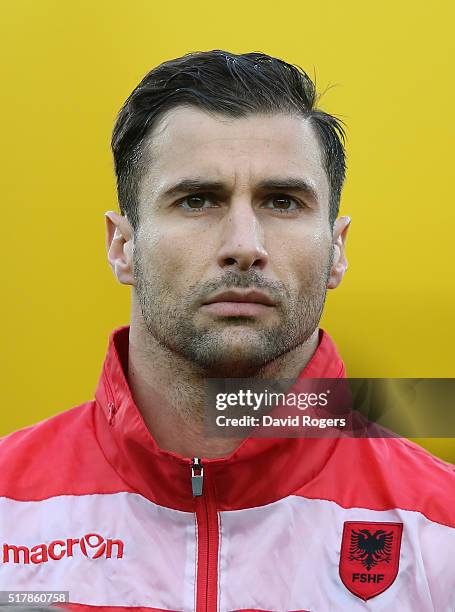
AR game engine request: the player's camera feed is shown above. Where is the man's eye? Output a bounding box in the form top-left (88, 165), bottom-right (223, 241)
top-left (179, 194), bottom-right (218, 211)
top-left (263, 195), bottom-right (302, 212)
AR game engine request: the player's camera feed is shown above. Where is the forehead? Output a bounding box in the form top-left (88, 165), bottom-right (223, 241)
top-left (138, 106), bottom-right (329, 202)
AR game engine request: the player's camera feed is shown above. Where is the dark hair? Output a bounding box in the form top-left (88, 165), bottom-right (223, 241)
top-left (111, 50), bottom-right (346, 231)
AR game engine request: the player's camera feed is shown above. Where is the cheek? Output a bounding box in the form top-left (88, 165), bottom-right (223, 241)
top-left (270, 228), bottom-right (332, 285)
top-left (136, 225), bottom-right (209, 293)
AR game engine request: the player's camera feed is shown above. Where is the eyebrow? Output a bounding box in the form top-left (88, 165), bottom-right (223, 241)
top-left (257, 178), bottom-right (319, 204)
top-left (160, 177), bottom-right (319, 204)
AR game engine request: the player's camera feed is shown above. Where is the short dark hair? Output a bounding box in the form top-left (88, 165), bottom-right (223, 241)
top-left (111, 50), bottom-right (346, 231)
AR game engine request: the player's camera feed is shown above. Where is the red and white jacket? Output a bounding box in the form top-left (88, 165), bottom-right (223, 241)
top-left (0, 325), bottom-right (454, 612)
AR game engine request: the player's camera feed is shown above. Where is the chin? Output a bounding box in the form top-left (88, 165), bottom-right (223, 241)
top-left (181, 326), bottom-right (281, 374)
top-left (203, 360), bottom-right (262, 378)
top-left (201, 346), bottom-right (270, 377)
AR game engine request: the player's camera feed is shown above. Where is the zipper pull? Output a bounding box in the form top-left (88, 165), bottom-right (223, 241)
top-left (108, 402), bottom-right (117, 426)
top-left (191, 457), bottom-right (204, 497)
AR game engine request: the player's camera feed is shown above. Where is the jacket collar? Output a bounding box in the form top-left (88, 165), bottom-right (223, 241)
top-left (94, 325), bottom-right (346, 511)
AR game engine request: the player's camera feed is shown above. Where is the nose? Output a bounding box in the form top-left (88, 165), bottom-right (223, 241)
top-left (216, 200), bottom-right (268, 271)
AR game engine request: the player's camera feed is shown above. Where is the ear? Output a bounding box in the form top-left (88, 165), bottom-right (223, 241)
top-left (105, 210), bottom-right (135, 286)
top-left (327, 216), bottom-right (351, 290)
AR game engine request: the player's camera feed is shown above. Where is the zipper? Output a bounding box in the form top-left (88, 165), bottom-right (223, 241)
top-left (191, 458), bottom-right (204, 496)
top-left (191, 457), bottom-right (219, 612)
top-left (103, 365), bottom-right (118, 426)
top-left (107, 402), bottom-right (117, 425)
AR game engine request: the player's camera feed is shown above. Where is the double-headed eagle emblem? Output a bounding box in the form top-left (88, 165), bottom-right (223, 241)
top-left (349, 529), bottom-right (393, 571)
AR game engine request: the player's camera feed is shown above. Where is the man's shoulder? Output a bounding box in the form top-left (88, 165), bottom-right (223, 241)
top-left (341, 434), bottom-right (455, 486)
top-left (301, 435), bottom-right (455, 529)
top-left (0, 401), bottom-right (126, 500)
top-left (358, 436), bottom-right (455, 526)
top-left (0, 401), bottom-right (96, 461)
top-left (390, 435), bottom-right (455, 475)
top-left (377, 435), bottom-right (455, 491)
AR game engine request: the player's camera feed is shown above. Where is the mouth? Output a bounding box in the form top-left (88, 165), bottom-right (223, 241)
top-left (201, 289), bottom-right (277, 317)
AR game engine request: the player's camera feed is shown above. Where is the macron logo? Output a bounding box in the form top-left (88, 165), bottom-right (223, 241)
top-left (2, 533), bottom-right (124, 564)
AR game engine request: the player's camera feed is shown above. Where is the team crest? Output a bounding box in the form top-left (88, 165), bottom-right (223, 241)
top-left (339, 521), bottom-right (403, 601)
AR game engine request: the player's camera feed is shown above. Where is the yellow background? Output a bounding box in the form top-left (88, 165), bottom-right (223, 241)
top-left (2, 1), bottom-right (454, 461)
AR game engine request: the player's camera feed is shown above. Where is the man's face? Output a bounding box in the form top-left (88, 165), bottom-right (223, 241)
top-left (133, 106), bottom-right (337, 375)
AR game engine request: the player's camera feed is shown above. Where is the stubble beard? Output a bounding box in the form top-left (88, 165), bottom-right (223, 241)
top-left (133, 247), bottom-right (332, 378)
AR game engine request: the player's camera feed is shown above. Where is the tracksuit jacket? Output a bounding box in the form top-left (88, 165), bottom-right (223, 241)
top-left (0, 325), bottom-right (454, 612)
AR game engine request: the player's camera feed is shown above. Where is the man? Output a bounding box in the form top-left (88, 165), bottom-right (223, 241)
top-left (0, 51), bottom-right (453, 612)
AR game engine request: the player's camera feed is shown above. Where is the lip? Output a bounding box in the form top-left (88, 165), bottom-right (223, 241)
top-left (202, 289), bottom-right (276, 307)
top-left (201, 289), bottom-right (276, 318)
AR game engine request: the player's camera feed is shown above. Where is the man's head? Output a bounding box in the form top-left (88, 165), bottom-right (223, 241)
top-left (106, 50), bottom-right (350, 376)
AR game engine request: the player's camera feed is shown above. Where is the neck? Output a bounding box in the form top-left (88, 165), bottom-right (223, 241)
top-left (127, 314), bottom-right (320, 459)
